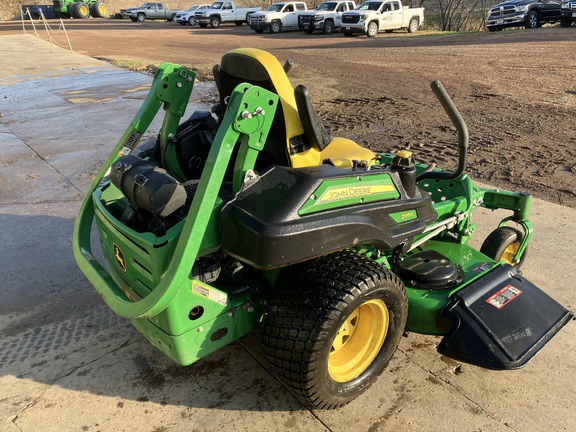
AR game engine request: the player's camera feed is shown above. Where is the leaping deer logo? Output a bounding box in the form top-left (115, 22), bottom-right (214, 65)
top-left (113, 244), bottom-right (127, 272)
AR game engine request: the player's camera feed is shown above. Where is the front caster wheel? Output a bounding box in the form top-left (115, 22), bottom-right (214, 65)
top-left (262, 251), bottom-right (408, 409)
top-left (480, 226), bottom-right (527, 268)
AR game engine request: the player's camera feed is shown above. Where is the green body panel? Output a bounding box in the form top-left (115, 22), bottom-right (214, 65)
top-left (93, 181), bottom-right (222, 296)
top-left (299, 173), bottom-right (400, 215)
top-left (403, 240), bottom-right (500, 334)
top-left (130, 299), bottom-right (262, 366)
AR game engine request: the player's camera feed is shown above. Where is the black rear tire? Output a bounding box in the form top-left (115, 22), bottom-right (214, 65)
top-left (270, 20), bottom-right (282, 34)
top-left (323, 20), bottom-right (334, 34)
top-left (525, 10), bottom-right (539, 29)
top-left (480, 226), bottom-right (527, 268)
top-left (90, 2), bottom-right (109, 18)
top-left (68, 2), bottom-right (79, 18)
top-left (262, 251), bottom-right (408, 409)
top-left (407, 17), bottom-right (418, 33)
top-left (210, 16), bottom-right (221, 28)
top-left (367, 21), bottom-right (378, 37)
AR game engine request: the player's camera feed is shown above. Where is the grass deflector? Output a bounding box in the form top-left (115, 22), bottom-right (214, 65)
top-left (73, 48), bottom-right (572, 409)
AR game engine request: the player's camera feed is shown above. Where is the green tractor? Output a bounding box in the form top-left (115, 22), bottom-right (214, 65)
top-left (53, 0), bottom-right (109, 19)
top-left (73, 48), bottom-right (572, 409)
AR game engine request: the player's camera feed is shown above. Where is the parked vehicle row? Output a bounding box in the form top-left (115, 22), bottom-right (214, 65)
top-left (128, 0), bottom-right (575, 34)
top-left (162, 0), bottom-right (424, 36)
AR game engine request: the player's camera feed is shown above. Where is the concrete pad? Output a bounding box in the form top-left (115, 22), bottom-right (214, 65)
top-left (1, 34), bottom-right (575, 432)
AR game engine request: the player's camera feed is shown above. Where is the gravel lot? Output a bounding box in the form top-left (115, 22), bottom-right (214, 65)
top-left (3, 19), bottom-right (575, 207)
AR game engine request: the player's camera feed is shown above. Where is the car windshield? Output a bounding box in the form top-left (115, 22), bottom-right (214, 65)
top-left (357, 1), bottom-right (382, 10)
top-left (317, 2), bottom-right (338, 11)
top-left (267, 3), bottom-right (285, 11)
top-left (139, 3), bottom-right (151, 7)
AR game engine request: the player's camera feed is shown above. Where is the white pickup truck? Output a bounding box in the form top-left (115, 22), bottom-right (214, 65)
top-left (194, 1), bottom-right (261, 28)
top-left (340, 0), bottom-right (425, 37)
top-left (249, 2), bottom-right (308, 34)
top-left (298, 1), bottom-right (356, 34)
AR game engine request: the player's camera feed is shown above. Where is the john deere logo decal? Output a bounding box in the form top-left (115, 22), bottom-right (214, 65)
top-left (113, 244), bottom-right (126, 272)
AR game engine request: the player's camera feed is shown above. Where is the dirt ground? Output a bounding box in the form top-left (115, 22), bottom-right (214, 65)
top-left (2, 19), bottom-right (575, 207)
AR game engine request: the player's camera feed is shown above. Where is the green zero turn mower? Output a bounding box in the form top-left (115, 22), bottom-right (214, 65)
top-left (73, 48), bottom-right (572, 409)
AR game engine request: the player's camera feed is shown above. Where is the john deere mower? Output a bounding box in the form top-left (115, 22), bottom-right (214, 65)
top-left (73, 48), bottom-right (572, 409)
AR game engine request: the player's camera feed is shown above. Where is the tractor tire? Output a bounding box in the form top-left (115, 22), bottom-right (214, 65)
top-left (199, 23), bottom-right (208, 28)
top-left (525, 10), bottom-right (539, 29)
top-left (210, 16), bottom-right (221, 28)
top-left (90, 2), bottom-right (109, 18)
top-left (270, 20), bottom-right (282, 34)
top-left (343, 30), bottom-right (353, 36)
top-left (68, 2), bottom-right (80, 18)
top-left (76, 2), bottom-right (91, 19)
top-left (137, 13), bottom-right (145, 22)
top-left (262, 251), bottom-right (408, 409)
top-left (367, 21), bottom-right (378, 37)
top-left (480, 226), bottom-right (527, 268)
top-left (408, 17), bottom-right (419, 33)
top-left (323, 20), bottom-right (335, 34)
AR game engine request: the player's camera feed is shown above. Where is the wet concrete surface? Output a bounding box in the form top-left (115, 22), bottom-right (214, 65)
top-left (1, 34), bottom-right (575, 432)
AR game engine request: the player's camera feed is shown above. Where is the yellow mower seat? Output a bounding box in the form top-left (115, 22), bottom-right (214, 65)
top-left (214, 48), bottom-right (375, 169)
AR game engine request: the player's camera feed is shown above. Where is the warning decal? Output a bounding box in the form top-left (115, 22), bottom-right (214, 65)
top-left (473, 263), bottom-right (492, 273)
top-left (486, 284), bottom-right (523, 309)
top-left (192, 281), bottom-right (228, 305)
top-left (120, 131), bottom-right (143, 156)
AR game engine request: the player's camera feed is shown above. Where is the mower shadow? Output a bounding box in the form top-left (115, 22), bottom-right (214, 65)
top-left (0, 212), bottom-right (304, 412)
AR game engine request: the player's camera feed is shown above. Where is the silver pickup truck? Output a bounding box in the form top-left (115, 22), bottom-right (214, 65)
top-left (127, 2), bottom-right (178, 22)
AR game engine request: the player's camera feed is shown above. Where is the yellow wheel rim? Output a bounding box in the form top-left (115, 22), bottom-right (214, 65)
top-left (501, 242), bottom-right (520, 265)
top-left (99, 4), bottom-right (107, 15)
top-left (328, 299), bottom-right (389, 383)
top-left (79, 4), bottom-right (89, 15)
